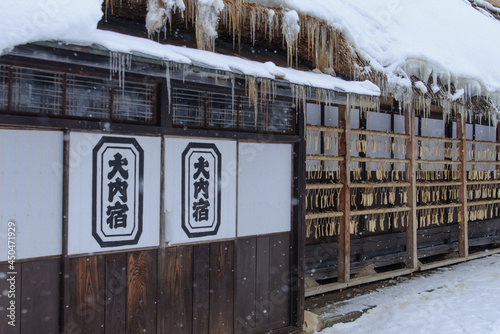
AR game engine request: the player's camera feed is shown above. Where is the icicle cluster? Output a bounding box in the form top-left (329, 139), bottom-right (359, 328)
top-left (109, 52), bottom-right (132, 88)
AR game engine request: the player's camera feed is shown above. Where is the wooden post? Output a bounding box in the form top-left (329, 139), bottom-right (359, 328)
top-left (61, 129), bottom-right (70, 333)
top-left (291, 107), bottom-right (306, 327)
top-left (338, 98), bottom-right (351, 283)
top-left (405, 105), bottom-right (418, 268)
top-left (497, 123), bottom-right (500, 180)
top-left (456, 111), bottom-right (469, 257)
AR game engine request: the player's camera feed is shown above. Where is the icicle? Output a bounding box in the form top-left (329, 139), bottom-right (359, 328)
top-left (250, 8), bottom-right (256, 46)
top-left (165, 61), bottom-right (171, 114)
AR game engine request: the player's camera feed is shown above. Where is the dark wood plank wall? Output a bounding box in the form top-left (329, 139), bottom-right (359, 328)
top-left (161, 245), bottom-right (193, 334)
top-left (236, 234), bottom-right (291, 334)
top-left (305, 218), bottom-right (500, 280)
top-left (21, 259), bottom-right (61, 334)
top-left (19, 235), bottom-right (286, 334)
top-left (67, 255), bottom-right (105, 334)
top-left (105, 253), bottom-right (127, 333)
top-left (127, 251), bottom-right (157, 333)
top-left (0, 259), bottom-right (60, 334)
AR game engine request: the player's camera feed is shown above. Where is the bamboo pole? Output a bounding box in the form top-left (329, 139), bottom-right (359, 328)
top-left (306, 183), bottom-right (343, 190)
top-left (415, 135), bottom-right (461, 143)
top-left (306, 154), bottom-right (344, 161)
top-left (417, 181), bottom-right (462, 187)
top-left (457, 111), bottom-right (469, 257)
top-left (466, 180), bottom-right (500, 186)
top-left (466, 139), bottom-right (500, 146)
top-left (416, 203), bottom-right (461, 210)
top-left (467, 199), bottom-right (500, 206)
top-left (466, 161), bottom-right (500, 165)
top-left (350, 128), bottom-right (410, 139)
top-left (306, 211), bottom-right (344, 219)
top-left (337, 101), bottom-right (350, 283)
top-left (405, 105), bottom-right (418, 269)
top-left (351, 157), bottom-right (409, 163)
top-left (351, 206), bottom-right (411, 216)
top-left (306, 125), bottom-right (343, 132)
top-left (418, 159), bottom-right (461, 165)
top-left (350, 182), bottom-right (410, 188)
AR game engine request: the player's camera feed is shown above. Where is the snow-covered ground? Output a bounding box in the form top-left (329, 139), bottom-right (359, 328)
top-left (318, 254), bottom-right (500, 334)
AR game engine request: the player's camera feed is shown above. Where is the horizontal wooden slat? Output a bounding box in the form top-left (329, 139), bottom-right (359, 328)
top-left (351, 128), bottom-right (410, 139)
top-left (306, 125), bottom-right (343, 132)
top-left (350, 182), bottom-right (410, 188)
top-left (306, 154), bottom-right (343, 161)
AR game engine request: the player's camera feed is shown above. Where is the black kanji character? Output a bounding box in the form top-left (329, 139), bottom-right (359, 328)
top-left (107, 152), bottom-right (128, 180)
top-left (193, 156), bottom-right (209, 179)
top-left (192, 198), bottom-right (210, 222)
top-left (193, 177), bottom-right (209, 199)
top-left (106, 201), bottom-right (129, 229)
top-left (107, 177), bottom-right (128, 202)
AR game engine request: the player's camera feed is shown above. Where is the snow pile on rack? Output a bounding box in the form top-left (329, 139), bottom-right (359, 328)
top-left (195, 0), bottom-right (225, 50)
top-left (318, 254), bottom-right (500, 334)
top-left (249, 0), bottom-right (500, 104)
top-left (146, 0), bottom-right (186, 35)
top-left (0, 0), bottom-right (380, 96)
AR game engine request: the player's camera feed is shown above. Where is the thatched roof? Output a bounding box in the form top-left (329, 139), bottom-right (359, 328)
top-left (101, 0), bottom-right (500, 122)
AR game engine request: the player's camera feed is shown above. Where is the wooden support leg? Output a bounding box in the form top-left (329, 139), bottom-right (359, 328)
top-left (405, 105), bottom-right (418, 269)
top-left (338, 101), bottom-right (351, 282)
top-left (456, 111), bottom-right (469, 257)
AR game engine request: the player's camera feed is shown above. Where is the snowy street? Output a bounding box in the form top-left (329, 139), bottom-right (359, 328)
top-left (318, 254), bottom-right (500, 334)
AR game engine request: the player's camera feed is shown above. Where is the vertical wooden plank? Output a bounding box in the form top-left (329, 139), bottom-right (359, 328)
top-left (338, 101), bottom-right (351, 282)
top-left (236, 238), bottom-right (257, 333)
top-left (127, 250), bottom-right (157, 334)
top-left (268, 233), bottom-right (291, 327)
top-left (157, 248), bottom-right (167, 333)
top-left (193, 244), bottom-right (210, 334)
top-left (255, 237), bottom-right (270, 327)
top-left (0, 263), bottom-right (20, 334)
top-left (457, 112), bottom-right (469, 257)
top-left (66, 256), bottom-right (105, 334)
top-left (163, 246), bottom-right (193, 334)
top-left (105, 253), bottom-right (127, 334)
top-left (405, 105), bottom-right (418, 269)
top-left (209, 241), bottom-right (234, 334)
top-left (21, 259), bottom-right (60, 334)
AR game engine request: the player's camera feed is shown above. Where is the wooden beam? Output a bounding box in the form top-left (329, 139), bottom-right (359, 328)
top-left (456, 112), bottom-right (469, 257)
top-left (405, 105), bottom-right (418, 269)
top-left (337, 101), bottom-right (351, 283)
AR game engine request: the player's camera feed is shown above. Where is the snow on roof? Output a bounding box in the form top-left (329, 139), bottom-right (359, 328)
top-left (4, 0), bottom-right (500, 105)
top-left (0, 0), bottom-right (379, 97)
top-left (249, 0), bottom-right (500, 106)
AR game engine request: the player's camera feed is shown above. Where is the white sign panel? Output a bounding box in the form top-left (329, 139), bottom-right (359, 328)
top-left (237, 143), bottom-right (292, 237)
top-left (0, 129), bottom-right (63, 260)
top-left (92, 137), bottom-right (143, 247)
top-left (68, 133), bottom-right (160, 255)
top-left (165, 138), bottom-right (236, 244)
top-left (181, 143), bottom-right (222, 237)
